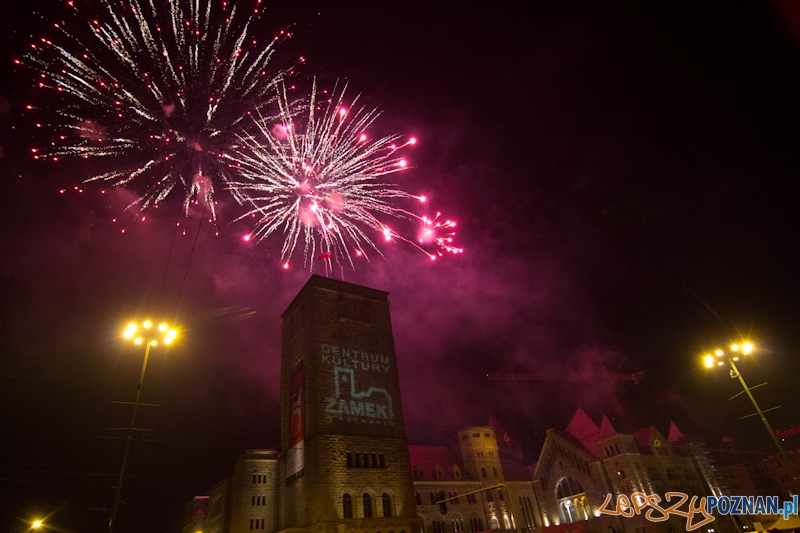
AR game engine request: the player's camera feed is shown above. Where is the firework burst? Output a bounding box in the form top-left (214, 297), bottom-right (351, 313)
top-left (419, 212), bottom-right (463, 259)
top-left (23, 0), bottom-right (290, 219)
top-left (227, 80), bottom-right (461, 270)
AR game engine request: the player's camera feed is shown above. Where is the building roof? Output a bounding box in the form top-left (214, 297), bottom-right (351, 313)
top-left (408, 445), bottom-right (475, 481)
top-left (596, 414), bottom-right (618, 440)
top-left (667, 421), bottom-right (685, 444)
top-left (564, 408), bottom-right (601, 458)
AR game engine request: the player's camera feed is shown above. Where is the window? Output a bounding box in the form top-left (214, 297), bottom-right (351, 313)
top-left (556, 477), bottom-right (590, 524)
top-left (415, 492), bottom-right (421, 505)
top-left (431, 492), bottom-right (437, 504)
top-left (498, 490), bottom-right (504, 501)
top-left (485, 433), bottom-right (491, 437)
top-left (481, 467), bottom-right (487, 478)
top-left (380, 454), bottom-right (386, 468)
top-left (493, 467), bottom-right (498, 477)
top-left (486, 491), bottom-right (493, 502)
top-left (347, 453), bottom-right (353, 468)
top-left (382, 493), bottom-right (393, 517)
top-left (473, 433), bottom-right (480, 438)
top-left (343, 494), bottom-right (353, 518)
top-left (363, 494), bottom-right (373, 518)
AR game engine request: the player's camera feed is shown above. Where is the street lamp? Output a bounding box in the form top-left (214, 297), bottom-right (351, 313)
top-left (703, 341), bottom-right (800, 485)
top-left (10, 519), bottom-right (44, 533)
top-left (109, 320), bottom-right (178, 533)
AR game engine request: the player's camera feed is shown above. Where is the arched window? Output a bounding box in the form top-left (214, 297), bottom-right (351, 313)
top-left (343, 494), bottom-right (353, 518)
top-left (415, 492), bottom-right (421, 505)
top-left (556, 477), bottom-right (590, 524)
top-left (493, 467), bottom-right (498, 477)
top-left (486, 491), bottom-right (494, 502)
top-left (382, 493), bottom-right (393, 517)
top-left (498, 490), bottom-right (504, 501)
top-left (363, 493), bottom-right (373, 518)
top-left (481, 467), bottom-right (487, 478)
top-left (491, 517), bottom-right (500, 530)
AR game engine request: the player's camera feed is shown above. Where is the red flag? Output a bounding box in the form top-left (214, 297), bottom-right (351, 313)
top-left (318, 252), bottom-right (332, 260)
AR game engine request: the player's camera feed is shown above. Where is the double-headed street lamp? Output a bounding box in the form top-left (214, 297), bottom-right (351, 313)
top-left (109, 320), bottom-right (178, 533)
top-left (703, 341), bottom-right (800, 485)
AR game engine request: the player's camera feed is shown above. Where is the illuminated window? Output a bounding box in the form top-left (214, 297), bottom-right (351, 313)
top-left (556, 477), bottom-right (590, 524)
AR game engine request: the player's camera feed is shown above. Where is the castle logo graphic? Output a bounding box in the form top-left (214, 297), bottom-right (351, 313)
top-left (324, 366), bottom-right (394, 426)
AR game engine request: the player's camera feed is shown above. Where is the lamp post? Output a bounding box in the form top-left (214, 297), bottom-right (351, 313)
top-left (108, 320), bottom-right (178, 533)
top-left (703, 342), bottom-right (800, 485)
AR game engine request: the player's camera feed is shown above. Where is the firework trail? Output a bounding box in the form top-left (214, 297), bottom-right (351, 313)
top-left (227, 80), bottom-right (463, 271)
top-left (23, 0), bottom-right (290, 219)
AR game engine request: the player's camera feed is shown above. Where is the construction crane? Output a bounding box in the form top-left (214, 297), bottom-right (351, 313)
top-left (486, 366), bottom-right (644, 419)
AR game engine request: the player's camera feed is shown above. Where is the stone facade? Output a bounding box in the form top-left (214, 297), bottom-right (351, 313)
top-left (530, 408), bottom-right (734, 533)
top-left (409, 421), bottom-right (539, 533)
top-left (277, 276), bottom-right (420, 533)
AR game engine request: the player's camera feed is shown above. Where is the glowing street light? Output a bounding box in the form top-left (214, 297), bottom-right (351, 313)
top-left (10, 519), bottom-right (45, 533)
top-left (109, 320), bottom-right (179, 533)
top-left (703, 341), bottom-right (800, 485)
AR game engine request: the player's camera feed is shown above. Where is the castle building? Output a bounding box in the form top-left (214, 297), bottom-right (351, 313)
top-left (190, 277), bottom-right (738, 533)
top-left (530, 408), bottom-right (732, 533)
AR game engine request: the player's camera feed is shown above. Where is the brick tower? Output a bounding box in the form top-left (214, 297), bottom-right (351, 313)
top-left (277, 276), bottom-right (420, 533)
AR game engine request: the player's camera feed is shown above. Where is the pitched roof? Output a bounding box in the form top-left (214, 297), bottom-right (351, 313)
top-left (565, 407), bottom-right (601, 458)
top-left (408, 445), bottom-right (475, 481)
top-left (597, 414), bottom-right (618, 440)
top-left (667, 421), bottom-right (685, 444)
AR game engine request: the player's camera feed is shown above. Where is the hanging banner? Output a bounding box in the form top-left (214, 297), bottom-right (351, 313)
top-left (287, 369), bottom-right (305, 481)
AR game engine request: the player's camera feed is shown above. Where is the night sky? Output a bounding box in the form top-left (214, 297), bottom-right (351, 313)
top-left (2, 2), bottom-right (800, 532)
